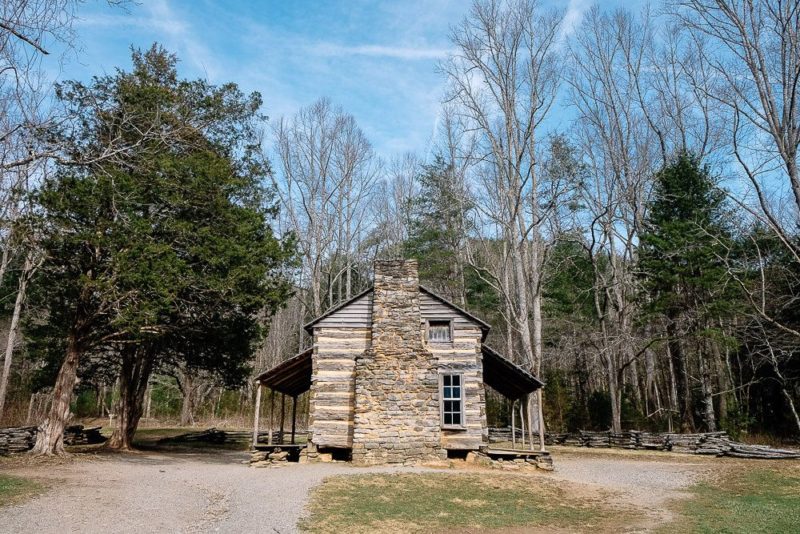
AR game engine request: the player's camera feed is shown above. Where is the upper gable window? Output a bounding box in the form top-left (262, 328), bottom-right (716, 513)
top-left (427, 320), bottom-right (452, 343)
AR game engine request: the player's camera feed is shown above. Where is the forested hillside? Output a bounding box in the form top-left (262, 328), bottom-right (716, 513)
top-left (1, 0), bottom-right (798, 451)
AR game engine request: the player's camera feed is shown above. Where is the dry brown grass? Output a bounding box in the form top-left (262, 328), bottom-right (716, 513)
top-left (300, 471), bottom-right (641, 534)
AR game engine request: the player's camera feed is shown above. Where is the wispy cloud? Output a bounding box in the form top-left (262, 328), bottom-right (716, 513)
top-left (79, 0), bottom-right (223, 80)
top-left (142, 0), bottom-right (222, 80)
top-left (308, 42), bottom-right (452, 61)
top-left (560, 0), bottom-right (590, 40)
top-left (71, 0), bottom-right (465, 160)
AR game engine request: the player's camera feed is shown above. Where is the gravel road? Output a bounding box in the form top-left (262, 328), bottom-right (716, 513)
top-left (0, 448), bottom-right (708, 533)
top-left (548, 450), bottom-right (711, 524)
top-left (0, 450), bottom-right (428, 534)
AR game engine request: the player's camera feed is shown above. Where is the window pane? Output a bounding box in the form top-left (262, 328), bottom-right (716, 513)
top-left (429, 321), bottom-right (451, 342)
top-left (442, 373), bottom-right (464, 426)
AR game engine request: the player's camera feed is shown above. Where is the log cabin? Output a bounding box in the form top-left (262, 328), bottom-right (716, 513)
top-left (252, 259), bottom-right (544, 465)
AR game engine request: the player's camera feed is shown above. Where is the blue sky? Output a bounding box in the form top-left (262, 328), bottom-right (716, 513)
top-left (49, 0), bottom-right (635, 161)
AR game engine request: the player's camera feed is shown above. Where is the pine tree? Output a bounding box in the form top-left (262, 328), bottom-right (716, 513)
top-left (403, 156), bottom-right (472, 305)
top-left (639, 153), bottom-right (735, 432)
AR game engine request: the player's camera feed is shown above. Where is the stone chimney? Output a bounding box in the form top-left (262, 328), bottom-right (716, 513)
top-left (351, 260), bottom-right (445, 465)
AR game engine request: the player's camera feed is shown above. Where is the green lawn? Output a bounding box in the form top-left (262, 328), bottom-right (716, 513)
top-left (300, 472), bottom-right (632, 533)
top-left (665, 465), bottom-right (800, 534)
top-left (0, 474), bottom-right (41, 506)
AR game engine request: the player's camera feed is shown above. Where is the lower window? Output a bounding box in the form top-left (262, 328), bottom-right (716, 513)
top-left (441, 374), bottom-right (463, 427)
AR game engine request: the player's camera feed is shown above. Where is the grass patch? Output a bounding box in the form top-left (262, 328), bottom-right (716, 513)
top-left (300, 472), bottom-right (631, 533)
top-left (0, 474), bottom-right (42, 506)
top-left (665, 464), bottom-right (800, 534)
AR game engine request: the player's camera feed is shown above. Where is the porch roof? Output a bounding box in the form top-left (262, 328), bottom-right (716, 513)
top-left (481, 345), bottom-right (544, 400)
top-left (254, 348), bottom-right (312, 397)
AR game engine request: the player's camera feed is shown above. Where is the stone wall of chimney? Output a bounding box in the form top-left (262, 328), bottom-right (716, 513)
top-left (351, 259), bottom-right (446, 465)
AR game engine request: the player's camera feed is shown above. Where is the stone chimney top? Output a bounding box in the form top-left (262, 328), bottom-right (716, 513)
top-left (373, 259), bottom-right (419, 285)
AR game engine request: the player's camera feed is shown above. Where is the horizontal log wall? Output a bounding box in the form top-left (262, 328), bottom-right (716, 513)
top-left (309, 290), bottom-right (490, 453)
top-left (309, 326), bottom-right (370, 448)
top-left (420, 293), bottom-right (487, 450)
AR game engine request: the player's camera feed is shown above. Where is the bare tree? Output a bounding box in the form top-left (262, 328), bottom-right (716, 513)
top-left (441, 0), bottom-right (564, 446)
top-left (673, 0), bottom-right (800, 262)
top-left (370, 153), bottom-right (419, 258)
top-left (567, 6), bottom-right (660, 432)
top-left (273, 98), bottom-right (379, 318)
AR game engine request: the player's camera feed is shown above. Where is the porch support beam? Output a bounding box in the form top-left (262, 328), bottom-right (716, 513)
top-left (268, 388), bottom-right (275, 445)
top-left (279, 392), bottom-right (286, 444)
top-left (291, 395), bottom-right (298, 444)
top-left (251, 382), bottom-right (262, 449)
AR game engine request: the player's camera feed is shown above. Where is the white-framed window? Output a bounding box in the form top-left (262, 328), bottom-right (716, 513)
top-left (427, 319), bottom-right (452, 343)
top-left (440, 373), bottom-right (464, 428)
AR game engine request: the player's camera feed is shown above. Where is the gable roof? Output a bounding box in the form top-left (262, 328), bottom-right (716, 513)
top-left (418, 285), bottom-right (491, 340)
top-left (302, 285), bottom-right (492, 340)
top-left (303, 286), bottom-right (374, 334)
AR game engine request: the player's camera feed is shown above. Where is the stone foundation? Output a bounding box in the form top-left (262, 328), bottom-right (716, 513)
top-left (249, 448), bottom-right (289, 468)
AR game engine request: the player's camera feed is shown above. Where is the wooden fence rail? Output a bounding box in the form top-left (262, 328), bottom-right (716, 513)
top-left (0, 425), bottom-right (105, 455)
top-left (489, 428), bottom-right (800, 459)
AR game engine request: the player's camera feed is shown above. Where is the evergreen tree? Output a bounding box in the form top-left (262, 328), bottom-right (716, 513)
top-left (403, 155), bottom-right (471, 304)
top-left (28, 45), bottom-right (295, 453)
top-left (639, 153), bottom-right (736, 431)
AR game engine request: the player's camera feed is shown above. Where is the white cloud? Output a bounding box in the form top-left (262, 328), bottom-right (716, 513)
top-left (308, 42), bottom-right (452, 61)
top-left (142, 0), bottom-right (222, 80)
top-left (560, 0), bottom-right (590, 40)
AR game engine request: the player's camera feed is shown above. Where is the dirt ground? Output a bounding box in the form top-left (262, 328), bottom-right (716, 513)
top-left (547, 447), bottom-right (714, 526)
top-left (0, 446), bottom-right (714, 534)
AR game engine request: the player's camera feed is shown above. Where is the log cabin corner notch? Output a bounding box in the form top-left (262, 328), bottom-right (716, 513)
top-left (253, 259), bottom-right (544, 465)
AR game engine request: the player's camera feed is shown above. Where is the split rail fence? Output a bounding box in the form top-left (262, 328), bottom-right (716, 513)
top-left (489, 427), bottom-right (800, 459)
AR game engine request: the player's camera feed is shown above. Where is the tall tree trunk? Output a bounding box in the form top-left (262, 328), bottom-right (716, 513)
top-left (108, 347), bottom-right (155, 450)
top-left (179, 372), bottom-right (196, 427)
top-left (711, 323), bottom-right (730, 429)
top-left (0, 253), bottom-right (33, 421)
top-left (607, 361), bottom-right (622, 432)
top-left (530, 288), bottom-right (545, 436)
top-left (667, 319), bottom-right (695, 432)
top-left (698, 342), bottom-right (717, 432)
top-left (31, 333), bottom-right (82, 455)
top-left (144, 384), bottom-right (152, 420)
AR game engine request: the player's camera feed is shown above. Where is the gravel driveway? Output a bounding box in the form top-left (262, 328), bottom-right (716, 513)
top-left (0, 450), bottom-right (427, 534)
top-left (548, 449), bottom-right (712, 524)
top-left (0, 448), bottom-right (709, 533)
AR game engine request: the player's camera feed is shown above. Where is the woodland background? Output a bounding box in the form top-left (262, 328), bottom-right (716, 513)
top-left (1, 0), bottom-right (799, 449)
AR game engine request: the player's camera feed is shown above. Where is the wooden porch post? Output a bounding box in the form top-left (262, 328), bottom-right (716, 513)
top-left (279, 392), bottom-right (286, 444)
top-left (291, 395), bottom-right (298, 444)
top-left (519, 401), bottom-right (526, 449)
top-left (251, 382), bottom-right (262, 449)
top-left (537, 390), bottom-right (546, 452)
top-left (268, 388), bottom-right (275, 445)
top-left (526, 394), bottom-right (535, 451)
top-left (511, 399), bottom-right (517, 449)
